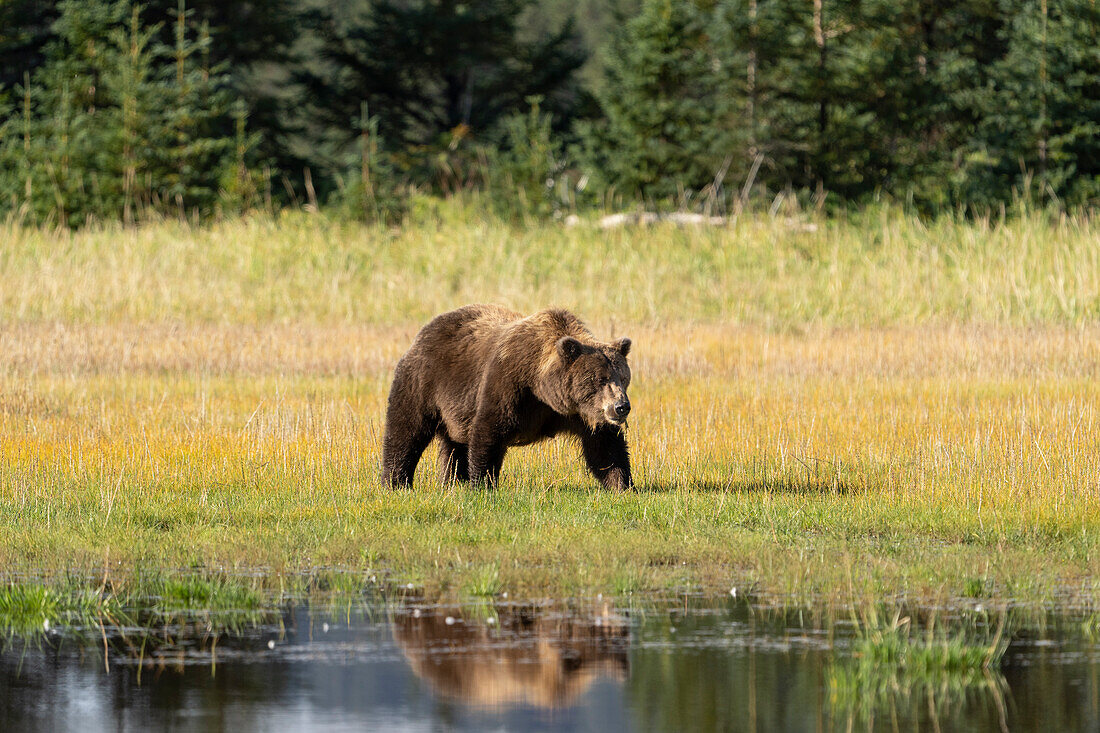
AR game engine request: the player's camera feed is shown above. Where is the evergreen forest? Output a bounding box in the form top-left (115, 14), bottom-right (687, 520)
top-left (1, 0), bottom-right (1098, 226)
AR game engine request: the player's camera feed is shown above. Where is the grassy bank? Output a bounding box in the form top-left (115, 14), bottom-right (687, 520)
top-left (3, 207), bottom-right (1100, 607)
top-left (3, 205), bottom-right (1098, 327)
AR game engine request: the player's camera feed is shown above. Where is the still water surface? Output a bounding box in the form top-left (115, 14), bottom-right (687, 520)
top-left (3, 597), bottom-right (1100, 732)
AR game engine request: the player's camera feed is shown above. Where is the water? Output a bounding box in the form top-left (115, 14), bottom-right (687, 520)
top-left (3, 597), bottom-right (1100, 732)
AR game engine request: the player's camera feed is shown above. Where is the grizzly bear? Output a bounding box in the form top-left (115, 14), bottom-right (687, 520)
top-left (381, 304), bottom-right (633, 490)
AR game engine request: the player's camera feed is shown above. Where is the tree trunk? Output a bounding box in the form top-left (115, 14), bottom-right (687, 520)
top-left (748, 0), bottom-right (758, 158)
top-left (814, 0), bottom-right (826, 137)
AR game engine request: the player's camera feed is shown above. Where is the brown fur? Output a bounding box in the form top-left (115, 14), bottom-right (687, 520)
top-left (393, 603), bottom-right (629, 708)
top-left (381, 304), bottom-right (633, 489)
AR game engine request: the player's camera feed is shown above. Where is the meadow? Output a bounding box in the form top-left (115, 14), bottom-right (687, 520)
top-left (2, 203), bottom-right (1100, 611)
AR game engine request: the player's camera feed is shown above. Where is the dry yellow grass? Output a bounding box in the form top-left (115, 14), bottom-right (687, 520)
top-left (3, 311), bottom-right (1099, 602)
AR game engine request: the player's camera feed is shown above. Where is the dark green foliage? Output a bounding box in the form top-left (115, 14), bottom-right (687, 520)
top-left (578, 0), bottom-right (1100, 212)
top-left (488, 97), bottom-right (569, 221)
top-left (157, 2), bottom-right (258, 214)
top-left (579, 0), bottom-right (728, 204)
top-left (0, 0), bottom-right (57, 101)
top-left (0, 0), bottom-right (259, 225)
top-left (0, 0), bottom-right (160, 224)
top-left (707, 0), bottom-right (812, 202)
top-left (136, 0), bottom-right (306, 182)
top-left (2, 0), bottom-right (1100, 223)
top-left (328, 102), bottom-right (407, 224)
top-left (299, 0), bottom-right (585, 193)
top-left (0, 0), bottom-right (302, 207)
top-left (956, 0), bottom-right (1100, 207)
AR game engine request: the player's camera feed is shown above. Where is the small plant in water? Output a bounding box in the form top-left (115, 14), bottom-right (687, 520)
top-left (827, 606), bottom-right (1009, 722)
top-left (154, 576), bottom-right (263, 611)
top-left (464, 565), bottom-right (502, 599)
top-left (963, 577), bottom-right (992, 599)
top-left (0, 585), bottom-right (61, 638)
top-left (611, 564), bottom-right (649, 596)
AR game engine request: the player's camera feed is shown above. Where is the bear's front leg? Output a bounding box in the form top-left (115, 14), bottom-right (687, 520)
top-left (467, 406), bottom-right (512, 487)
top-left (468, 438), bottom-right (507, 487)
top-left (581, 425), bottom-right (633, 491)
top-left (467, 371), bottom-right (519, 487)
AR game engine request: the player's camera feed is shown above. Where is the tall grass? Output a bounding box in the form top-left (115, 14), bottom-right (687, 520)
top-left (2, 206), bottom-right (1100, 603)
top-left (1, 205), bottom-right (1097, 326)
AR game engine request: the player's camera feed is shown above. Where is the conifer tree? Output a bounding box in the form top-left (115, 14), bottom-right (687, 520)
top-left (301, 0), bottom-right (584, 192)
top-left (0, 0), bottom-right (257, 224)
top-left (967, 0), bottom-right (1100, 206)
top-left (489, 96), bottom-right (566, 221)
top-left (580, 0), bottom-right (727, 204)
top-left (709, 0), bottom-right (815, 200)
top-left (156, 1), bottom-right (240, 214)
top-left (0, 0), bottom-right (133, 223)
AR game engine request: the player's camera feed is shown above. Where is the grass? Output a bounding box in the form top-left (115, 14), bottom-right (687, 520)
top-left (2, 203), bottom-right (1098, 327)
top-left (2, 204), bottom-right (1100, 611)
top-left (0, 579), bottom-right (126, 639)
top-left (826, 606), bottom-right (1011, 723)
top-left (464, 564), bottom-right (503, 598)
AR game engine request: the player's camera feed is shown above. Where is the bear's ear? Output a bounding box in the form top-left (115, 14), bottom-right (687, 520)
top-left (556, 336), bottom-right (584, 362)
top-left (613, 337), bottom-right (632, 357)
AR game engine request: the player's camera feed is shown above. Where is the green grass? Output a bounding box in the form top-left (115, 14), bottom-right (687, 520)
top-left (0, 580), bottom-right (125, 639)
top-left (463, 564), bottom-right (503, 598)
top-left (2, 203), bottom-right (1098, 327)
top-left (2, 203), bottom-right (1100, 614)
top-left (827, 607), bottom-right (1011, 721)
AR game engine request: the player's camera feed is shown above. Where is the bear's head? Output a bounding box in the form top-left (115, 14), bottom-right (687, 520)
top-left (554, 336), bottom-right (632, 430)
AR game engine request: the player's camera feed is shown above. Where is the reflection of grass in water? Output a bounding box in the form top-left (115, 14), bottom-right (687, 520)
top-left (0, 580), bottom-right (127, 640)
top-left (0, 585), bottom-right (62, 637)
top-left (458, 598), bottom-right (500, 625)
top-left (827, 608), bottom-right (1009, 722)
top-left (611, 563), bottom-right (650, 596)
top-left (1081, 613), bottom-right (1100, 643)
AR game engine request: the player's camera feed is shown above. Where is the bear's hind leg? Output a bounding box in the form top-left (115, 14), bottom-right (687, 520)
top-left (381, 375), bottom-right (437, 487)
top-left (381, 420), bottom-right (434, 487)
top-left (437, 435), bottom-right (470, 484)
top-left (468, 443), bottom-right (506, 487)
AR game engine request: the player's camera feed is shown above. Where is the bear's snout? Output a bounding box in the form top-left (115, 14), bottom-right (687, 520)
top-left (603, 393), bottom-right (631, 425)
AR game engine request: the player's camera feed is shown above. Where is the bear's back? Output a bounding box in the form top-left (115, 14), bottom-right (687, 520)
top-left (414, 304), bottom-right (521, 355)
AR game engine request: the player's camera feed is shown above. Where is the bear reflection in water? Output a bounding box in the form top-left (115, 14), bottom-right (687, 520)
top-left (393, 603), bottom-right (629, 708)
